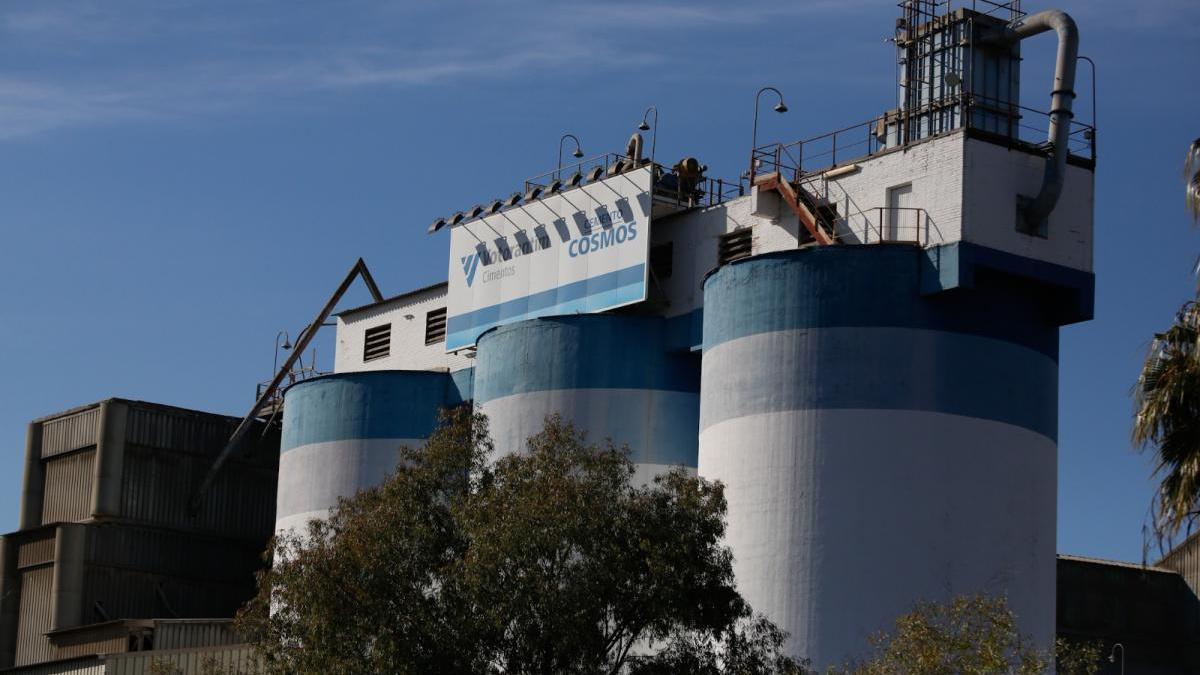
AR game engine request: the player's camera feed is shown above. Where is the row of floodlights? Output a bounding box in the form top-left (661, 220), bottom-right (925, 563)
top-left (427, 159), bottom-right (647, 234)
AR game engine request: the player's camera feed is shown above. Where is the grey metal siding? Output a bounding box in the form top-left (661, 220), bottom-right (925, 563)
top-left (1, 657), bottom-right (105, 675)
top-left (1159, 531), bottom-right (1200, 595)
top-left (16, 537), bottom-right (55, 569)
top-left (41, 451), bottom-right (96, 525)
top-left (153, 620), bottom-right (239, 651)
top-left (14, 567), bottom-right (55, 666)
top-left (104, 644), bottom-right (260, 675)
top-left (118, 447), bottom-right (275, 540)
top-left (40, 409), bottom-right (100, 460)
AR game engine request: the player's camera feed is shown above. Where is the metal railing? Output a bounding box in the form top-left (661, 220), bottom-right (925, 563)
top-left (519, 151), bottom-right (742, 212)
top-left (748, 94), bottom-right (1096, 186)
top-left (254, 354), bottom-right (324, 414)
top-left (837, 207), bottom-right (931, 246)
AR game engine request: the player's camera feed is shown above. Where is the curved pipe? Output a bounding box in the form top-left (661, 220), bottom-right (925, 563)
top-left (626, 132), bottom-right (644, 165)
top-left (988, 10), bottom-right (1079, 228)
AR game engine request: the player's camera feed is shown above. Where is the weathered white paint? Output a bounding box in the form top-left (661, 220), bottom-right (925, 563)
top-left (275, 437), bottom-right (423, 534)
top-left (479, 388), bottom-right (699, 470)
top-left (962, 138), bottom-right (1094, 271)
top-left (699, 407), bottom-right (1056, 668)
top-left (335, 285), bottom-right (473, 374)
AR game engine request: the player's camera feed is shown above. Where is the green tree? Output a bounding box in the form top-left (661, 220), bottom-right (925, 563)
top-left (237, 408), bottom-right (802, 674)
top-left (829, 595), bottom-right (1100, 675)
top-left (1134, 138), bottom-right (1200, 538)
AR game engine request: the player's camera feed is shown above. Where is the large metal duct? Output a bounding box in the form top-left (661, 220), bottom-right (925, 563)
top-left (698, 247), bottom-right (1059, 667)
top-left (474, 315), bottom-right (699, 483)
top-left (275, 371), bottom-right (467, 535)
top-left (985, 10), bottom-right (1079, 230)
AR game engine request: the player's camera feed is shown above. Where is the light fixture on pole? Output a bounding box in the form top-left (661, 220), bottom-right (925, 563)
top-left (273, 330), bottom-right (292, 379)
top-left (1108, 643), bottom-right (1124, 675)
top-left (750, 86), bottom-right (788, 181)
top-left (558, 133), bottom-right (584, 180)
top-left (637, 106), bottom-right (658, 168)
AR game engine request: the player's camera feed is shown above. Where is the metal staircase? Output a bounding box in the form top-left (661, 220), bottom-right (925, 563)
top-left (753, 171), bottom-right (836, 245)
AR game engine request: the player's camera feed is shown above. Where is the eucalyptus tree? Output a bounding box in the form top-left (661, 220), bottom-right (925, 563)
top-left (237, 408), bottom-right (803, 674)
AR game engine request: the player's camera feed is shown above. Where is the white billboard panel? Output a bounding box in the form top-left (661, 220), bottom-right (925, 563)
top-left (445, 166), bottom-right (653, 351)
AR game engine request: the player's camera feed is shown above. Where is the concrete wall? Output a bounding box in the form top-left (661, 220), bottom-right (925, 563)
top-left (698, 247), bottom-right (1059, 667)
top-left (473, 315), bottom-right (700, 484)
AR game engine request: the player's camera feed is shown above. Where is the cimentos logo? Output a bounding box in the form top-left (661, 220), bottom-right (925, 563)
top-left (461, 254), bottom-right (480, 288)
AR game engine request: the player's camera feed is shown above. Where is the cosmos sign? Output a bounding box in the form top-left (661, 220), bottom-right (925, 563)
top-left (445, 165), bottom-right (653, 351)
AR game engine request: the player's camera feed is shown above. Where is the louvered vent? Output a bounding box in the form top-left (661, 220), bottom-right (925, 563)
top-left (718, 229), bottom-right (753, 265)
top-left (363, 324), bottom-right (391, 362)
top-left (425, 308), bottom-right (447, 345)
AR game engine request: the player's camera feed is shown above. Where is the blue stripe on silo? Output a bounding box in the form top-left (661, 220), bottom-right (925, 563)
top-left (701, 246), bottom-right (1058, 360)
top-left (449, 367), bottom-right (475, 404)
top-left (700, 326), bottom-right (1057, 440)
top-left (473, 315), bottom-right (700, 403)
top-left (281, 371), bottom-right (452, 451)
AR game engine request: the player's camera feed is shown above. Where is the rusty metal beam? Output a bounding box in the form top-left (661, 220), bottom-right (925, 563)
top-left (188, 258), bottom-right (384, 515)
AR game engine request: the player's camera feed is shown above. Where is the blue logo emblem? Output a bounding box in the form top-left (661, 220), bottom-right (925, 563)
top-left (461, 254), bottom-right (480, 287)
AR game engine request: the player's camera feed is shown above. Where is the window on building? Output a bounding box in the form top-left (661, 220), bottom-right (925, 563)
top-left (363, 323), bottom-right (391, 362)
top-left (718, 229), bottom-right (753, 266)
top-left (425, 307), bottom-right (447, 345)
top-left (650, 242), bottom-right (674, 280)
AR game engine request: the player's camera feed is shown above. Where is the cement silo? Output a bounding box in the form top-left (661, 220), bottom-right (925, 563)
top-left (275, 370), bottom-right (467, 534)
top-left (473, 315), bottom-right (700, 482)
top-left (698, 246), bottom-right (1059, 666)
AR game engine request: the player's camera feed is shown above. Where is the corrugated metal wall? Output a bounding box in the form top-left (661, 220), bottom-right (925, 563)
top-left (41, 451), bottom-right (96, 525)
top-left (14, 566), bottom-right (55, 667)
top-left (104, 645), bottom-right (260, 675)
top-left (52, 635), bottom-right (129, 662)
top-left (153, 620), bottom-right (240, 651)
top-left (39, 408), bottom-right (100, 460)
top-left (16, 537), bottom-right (55, 569)
top-left (3, 657), bottom-right (106, 675)
top-left (119, 447), bottom-right (274, 540)
top-left (124, 407), bottom-right (233, 457)
top-left (1159, 531), bottom-right (1200, 595)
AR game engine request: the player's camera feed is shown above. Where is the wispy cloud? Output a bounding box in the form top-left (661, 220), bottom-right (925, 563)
top-left (2, 0), bottom-right (1189, 141)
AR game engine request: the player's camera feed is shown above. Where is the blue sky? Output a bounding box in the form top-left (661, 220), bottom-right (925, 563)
top-left (0, 0), bottom-right (1197, 564)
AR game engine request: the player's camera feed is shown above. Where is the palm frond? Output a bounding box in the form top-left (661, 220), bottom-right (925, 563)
top-left (1187, 138), bottom-right (1200, 222)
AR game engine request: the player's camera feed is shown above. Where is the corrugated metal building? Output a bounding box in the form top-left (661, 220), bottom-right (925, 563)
top-left (0, 400), bottom-right (277, 671)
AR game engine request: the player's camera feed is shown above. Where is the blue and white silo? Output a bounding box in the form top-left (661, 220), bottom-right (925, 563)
top-left (473, 315), bottom-right (700, 482)
top-left (275, 370), bottom-right (469, 534)
top-left (698, 246), bottom-right (1058, 666)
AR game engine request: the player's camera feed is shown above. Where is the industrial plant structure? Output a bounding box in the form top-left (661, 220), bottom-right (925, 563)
top-left (9, 2), bottom-right (1200, 673)
top-left (278, 1), bottom-right (1096, 667)
top-left (0, 400), bottom-right (278, 673)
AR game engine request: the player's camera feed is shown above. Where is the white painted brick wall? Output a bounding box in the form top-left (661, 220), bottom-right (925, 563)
top-left (334, 284), bottom-right (474, 374)
top-left (962, 138), bottom-right (1094, 272)
top-left (339, 132), bottom-right (1091, 363)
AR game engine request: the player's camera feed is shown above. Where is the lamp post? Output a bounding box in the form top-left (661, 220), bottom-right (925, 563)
top-left (1108, 642), bottom-right (1124, 675)
top-left (1077, 55), bottom-right (1097, 159)
top-left (637, 106), bottom-right (658, 168)
top-left (273, 330), bottom-right (292, 377)
top-left (557, 133), bottom-right (584, 180)
top-left (750, 86), bottom-right (788, 182)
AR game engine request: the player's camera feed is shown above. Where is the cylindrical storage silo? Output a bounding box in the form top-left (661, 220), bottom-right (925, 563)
top-left (474, 315), bottom-right (700, 483)
top-left (699, 247), bottom-right (1057, 667)
top-left (275, 371), bottom-right (454, 535)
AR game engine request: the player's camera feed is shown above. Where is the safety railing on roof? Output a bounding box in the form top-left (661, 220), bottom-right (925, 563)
top-left (521, 152), bottom-right (743, 211)
top-left (748, 93), bottom-right (1096, 186)
top-left (833, 207), bottom-right (931, 247)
